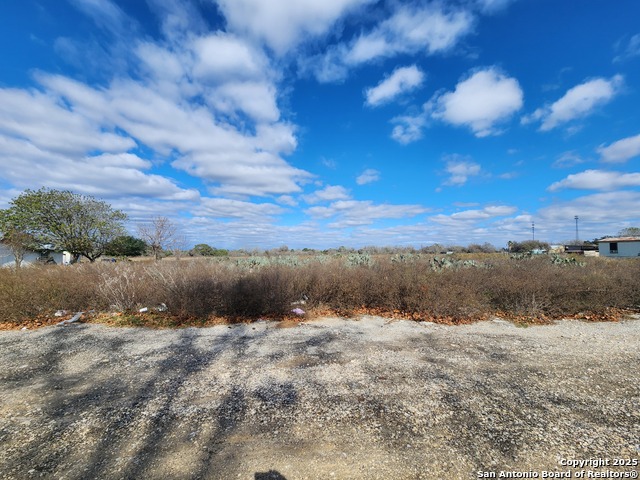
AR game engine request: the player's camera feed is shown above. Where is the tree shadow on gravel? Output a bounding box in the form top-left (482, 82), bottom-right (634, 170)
top-left (255, 470), bottom-right (287, 479)
top-left (0, 324), bottom-right (290, 480)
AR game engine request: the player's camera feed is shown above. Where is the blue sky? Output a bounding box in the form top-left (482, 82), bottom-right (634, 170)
top-left (1, 0), bottom-right (639, 249)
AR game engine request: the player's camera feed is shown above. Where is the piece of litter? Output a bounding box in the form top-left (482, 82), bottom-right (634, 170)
top-left (21, 327), bottom-right (28, 331)
top-left (54, 310), bottom-right (67, 317)
top-left (291, 308), bottom-right (305, 316)
top-left (57, 311), bottom-right (83, 326)
top-left (156, 303), bottom-right (167, 312)
top-left (139, 307), bottom-right (148, 313)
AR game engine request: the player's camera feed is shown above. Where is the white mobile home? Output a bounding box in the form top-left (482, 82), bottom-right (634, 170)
top-left (0, 244), bottom-right (71, 267)
top-left (597, 237), bottom-right (640, 258)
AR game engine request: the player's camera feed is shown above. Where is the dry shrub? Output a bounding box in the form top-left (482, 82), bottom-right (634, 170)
top-left (1, 255), bottom-right (639, 324)
top-left (225, 265), bottom-right (301, 318)
top-left (144, 260), bottom-right (225, 318)
top-left (0, 264), bottom-right (100, 321)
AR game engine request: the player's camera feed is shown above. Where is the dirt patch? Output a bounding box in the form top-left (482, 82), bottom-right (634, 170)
top-left (1, 316), bottom-right (639, 479)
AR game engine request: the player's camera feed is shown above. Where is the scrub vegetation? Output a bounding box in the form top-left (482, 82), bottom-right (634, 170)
top-left (0, 253), bottom-right (638, 327)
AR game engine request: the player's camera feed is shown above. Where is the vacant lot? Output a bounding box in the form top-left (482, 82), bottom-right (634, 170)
top-left (1, 316), bottom-right (639, 480)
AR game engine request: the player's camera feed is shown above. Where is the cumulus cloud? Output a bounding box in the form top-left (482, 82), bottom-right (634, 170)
top-left (346, 3), bottom-right (474, 64)
top-left (207, 81), bottom-right (280, 122)
top-left (365, 65), bottom-right (425, 107)
top-left (0, 87), bottom-right (134, 155)
top-left (523, 75), bottom-right (623, 131)
top-left (548, 170), bottom-right (640, 192)
top-left (0, 135), bottom-right (199, 201)
top-left (192, 33), bottom-right (269, 82)
top-left (356, 169), bottom-right (381, 185)
top-left (276, 195), bottom-right (298, 207)
top-left (308, 3), bottom-right (474, 82)
top-left (302, 185), bottom-right (351, 204)
top-left (391, 113), bottom-right (428, 144)
top-left (535, 191), bottom-right (640, 227)
top-left (216, 0), bottom-right (373, 55)
top-left (598, 133), bottom-right (640, 163)
top-left (443, 157), bottom-right (482, 186)
top-left (429, 67), bottom-right (523, 137)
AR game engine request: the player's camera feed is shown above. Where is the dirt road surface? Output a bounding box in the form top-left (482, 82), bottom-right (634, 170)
top-left (1, 316), bottom-right (639, 480)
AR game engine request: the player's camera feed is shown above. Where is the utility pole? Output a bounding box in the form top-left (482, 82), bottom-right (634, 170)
top-left (532, 222), bottom-right (535, 241)
top-left (574, 215), bottom-right (579, 243)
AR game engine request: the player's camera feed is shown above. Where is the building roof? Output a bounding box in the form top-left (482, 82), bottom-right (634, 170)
top-left (597, 237), bottom-right (640, 243)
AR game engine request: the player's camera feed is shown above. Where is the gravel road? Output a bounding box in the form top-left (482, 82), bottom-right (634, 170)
top-left (1, 316), bottom-right (639, 480)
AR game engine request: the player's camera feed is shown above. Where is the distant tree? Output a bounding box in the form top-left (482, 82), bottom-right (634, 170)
top-left (2, 188), bottom-right (126, 263)
top-left (420, 244), bottom-right (445, 254)
top-left (137, 216), bottom-right (177, 261)
top-left (189, 243), bottom-right (228, 257)
top-left (466, 243), bottom-right (496, 253)
top-left (105, 235), bottom-right (147, 257)
top-left (618, 227), bottom-right (640, 237)
top-left (190, 243), bottom-right (216, 256)
top-left (509, 240), bottom-right (551, 253)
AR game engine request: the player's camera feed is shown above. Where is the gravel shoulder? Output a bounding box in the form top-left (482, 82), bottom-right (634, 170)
top-left (1, 316), bottom-right (639, 480)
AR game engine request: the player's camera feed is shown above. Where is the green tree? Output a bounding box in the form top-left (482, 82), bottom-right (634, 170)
top-left (618, 227), bottom-right (640, 237)
top-left (105, 235), bottom-right (147, 257)
top-left (189, 244), bottom-right (229, 257)
top-left (190, 243), bottom-right (216, 256)
top-left (4, 188), bottom-right (127, 263)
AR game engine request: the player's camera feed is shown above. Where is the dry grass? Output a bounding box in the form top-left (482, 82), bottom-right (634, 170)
top-left (1, 254), bottom-right (638, 328)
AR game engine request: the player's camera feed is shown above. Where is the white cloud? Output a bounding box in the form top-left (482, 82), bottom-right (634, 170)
top-left (614, 34), bottom-right (640, 63)
top-left (365, 65), bottom-right (425, 107)
top-left (0, 87), bottom-right (134, 155)
top-left (193, 197), bottom-right (283, 219)
top-left (524, 75), bottom-right (624, 131)
top-left (553, 151), bottom-right (586, 169)
top-left (535, 191), bottom-right (640, 230)
top-left (145, 0), bottom-right (207, 38)
top-left (307, 3), bottom-right (474, 82)
top-left (0, 136), bottom-right (199, 201)
top-left (135, 42), bottom-right (186, 83)
top-left (598, 133), bottom-right (640, 163)
top-left (346, 4), bottom-right (474, 64)
top-left (391, 113), bottom-right (427, 144)
top-left (216, 0), bottom-right (373, 55)
top-left (306, 200), bottom-right (427, 228)
top-left (276, 195), bottom-right (298, 207)
top-left (356, 169), bottom-right (381, 185)
top-left (443, 157), bottom-right (482, 186)
top-left (429, 67), bottom-right (523, 137)
top-left (548, 170), bottom-right (640, 192)
top-left (476, 0), bottom-right (516, 14)
top-left (431, 205), bottom-right (517, 223)
top-left (208, 81), bottom-right (280, 122)
top-left (1, 55), bottom-right (309, 199)
top-left (192, 33), bottom-right (269, 82)
top-left (68, 0), bottom-right (134, 36)
top-left (302, 185), bottom-right (351, 204)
